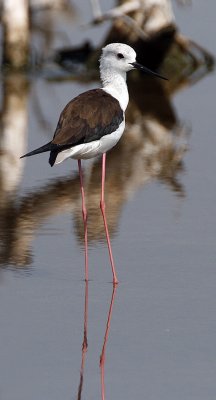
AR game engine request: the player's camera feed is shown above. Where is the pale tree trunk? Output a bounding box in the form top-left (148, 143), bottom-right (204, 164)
top-left (2, 0), bottom-right (29, 69)
top-left (0, 74), bottom-right (29, 198)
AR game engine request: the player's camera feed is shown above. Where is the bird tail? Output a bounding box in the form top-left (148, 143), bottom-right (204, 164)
top-left (20, 142), bottom-right (53, 159)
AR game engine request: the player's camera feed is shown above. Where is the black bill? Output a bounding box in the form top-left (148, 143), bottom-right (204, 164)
top-left (130, 62), bottom-right (168, 80)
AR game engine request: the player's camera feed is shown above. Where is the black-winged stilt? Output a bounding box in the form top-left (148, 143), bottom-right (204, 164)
top-left (20, 43), bottom-right (166, 284)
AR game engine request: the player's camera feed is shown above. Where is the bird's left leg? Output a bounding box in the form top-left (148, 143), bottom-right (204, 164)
top-left (78, 159), bottom-right (88, 281)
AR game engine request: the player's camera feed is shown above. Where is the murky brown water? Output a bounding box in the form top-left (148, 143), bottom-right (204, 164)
top-left (0, 1), bottom-right (216, 399)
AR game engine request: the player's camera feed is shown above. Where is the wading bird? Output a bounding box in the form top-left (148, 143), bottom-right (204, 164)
top-left (21, 43), bottom-right (166, 285)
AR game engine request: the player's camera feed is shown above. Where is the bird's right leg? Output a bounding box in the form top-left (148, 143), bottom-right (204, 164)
top-left (78, 159), bottom-right (88, 281)
top-left (100, 153), bottom-right (118, 285)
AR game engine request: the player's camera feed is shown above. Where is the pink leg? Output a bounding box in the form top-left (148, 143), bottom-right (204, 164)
top-left (100, 153), bottom-right (118, 285)
top-left (78, 159), bottom-right (88, 282)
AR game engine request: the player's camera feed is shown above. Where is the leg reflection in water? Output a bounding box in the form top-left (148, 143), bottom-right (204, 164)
top-left (77, 281), bottom-right (89, 400)
top-left (76, 283), bottom-right (117, 400)
top-left (100, 285), bottom-right (117, 400)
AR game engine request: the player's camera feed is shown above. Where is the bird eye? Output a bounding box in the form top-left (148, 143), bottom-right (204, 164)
top-left (117, 53), bottom-right (124, 59)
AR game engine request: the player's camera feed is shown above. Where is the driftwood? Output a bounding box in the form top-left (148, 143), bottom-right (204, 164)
top-left (92, 0), bottom-right (175, 36)
top-left (90, 0), bottom-right (214, 74)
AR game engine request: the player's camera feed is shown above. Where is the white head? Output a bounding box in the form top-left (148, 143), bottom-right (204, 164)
top-left (100, 43), bottom-right (137, 75)
top-left (99, 42), bottom-right (167, 83)
top-left (99, 43), bottom-right (167, 110)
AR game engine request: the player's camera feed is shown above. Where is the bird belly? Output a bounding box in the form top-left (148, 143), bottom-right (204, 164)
top-left (99, 120), bottom-right (125, 154)
top-left (54, 120), bottom-right (125, 164)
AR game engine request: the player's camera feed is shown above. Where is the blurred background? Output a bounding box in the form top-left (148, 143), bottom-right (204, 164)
top-left (0, 1), bottom-right (215, 399)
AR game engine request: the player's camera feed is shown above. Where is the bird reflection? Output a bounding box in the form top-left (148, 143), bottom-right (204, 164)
top-left (76, 282), bottom-right (117, 399)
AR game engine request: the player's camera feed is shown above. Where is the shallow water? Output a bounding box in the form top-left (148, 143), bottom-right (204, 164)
top-left (0, 1), bottom-right (216, 399)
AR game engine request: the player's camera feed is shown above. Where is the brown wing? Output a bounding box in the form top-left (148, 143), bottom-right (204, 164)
top-left (51, 89), bottom-right (123, 147)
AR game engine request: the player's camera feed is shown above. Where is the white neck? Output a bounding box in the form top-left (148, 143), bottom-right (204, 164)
top-left (100, 66), bottom-right (129, 112)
